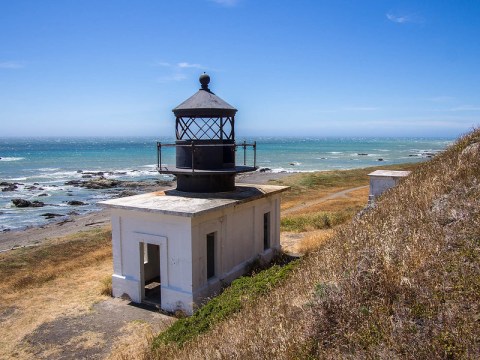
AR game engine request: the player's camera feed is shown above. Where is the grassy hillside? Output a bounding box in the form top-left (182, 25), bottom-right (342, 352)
top-left (152, 129), bottom-right (480, 359)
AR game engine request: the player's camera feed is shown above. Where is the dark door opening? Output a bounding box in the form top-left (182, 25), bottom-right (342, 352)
top-left (142, 243), bottom-right (161, 305)
top-left (263, 212), bottom-right (271, 250)
top-left (207, 232), bottom-right (215, 279)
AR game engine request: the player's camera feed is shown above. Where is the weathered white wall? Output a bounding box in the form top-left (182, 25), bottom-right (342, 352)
top-left (191, 193), bottom-right (281, 304)
top-left (369, 176), bottom-right (400, 198)
top-left (110, 209), bottom-right (194, 313)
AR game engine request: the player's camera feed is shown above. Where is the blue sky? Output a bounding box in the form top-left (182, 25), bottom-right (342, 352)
top-left (1, 0), bottom-right (479, 138)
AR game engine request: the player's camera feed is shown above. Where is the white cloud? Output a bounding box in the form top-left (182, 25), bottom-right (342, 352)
top-left (209, 0), bottom-right (240, 7)
top-left (386, 12), bottom-right (424, 24)
top-left (0, 61), bottom-right (24, 69)
top-left (154, 60), bottom-right (207, 82)
top-left (177, 62), bottom-right (204, 69)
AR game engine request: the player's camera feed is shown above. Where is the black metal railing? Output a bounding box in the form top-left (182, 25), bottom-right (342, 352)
top-left (156, 141), bottom-right (257, 173)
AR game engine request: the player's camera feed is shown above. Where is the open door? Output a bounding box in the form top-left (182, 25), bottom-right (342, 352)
top-left (140, 242), bottom-right (161, 305)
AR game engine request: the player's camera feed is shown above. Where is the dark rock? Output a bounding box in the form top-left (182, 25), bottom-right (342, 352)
top-left (259, 168), bottom-right (271, 172)
top-left (12, 198), bottom-right (31, 207)
top-left (68, 211), bottom-right (80, 216)
top-left (2, 229), bottom-right (10, 232)
top-left (25, 185), bottom-right (37, 190)
top-left (38, 193), bottom-right (49, 197)
top-left (12, 199), bottom-right (44, 208)
top-left (41, 213), bottom-right (64, 219)
top-left (33, 182), bottom-right (40, 185)
top-left (81, 175), bottom-right (93, 178)
top-left (377, 158), bottom-right (384, 162)
top-left (77, 170), bottom-right (83, 173)
top-left (67, 200), bottom-right (87, 206)
top-left (2, 184), bottom-right (18, 192)
top-left (289, 163), bottom-right (295, 166)
top-left (65, 180), bottom-right (82, 186)
top-left (0, 181), bottom-right (11, 186)
top-left (84, 178), bottom-right (120, 189)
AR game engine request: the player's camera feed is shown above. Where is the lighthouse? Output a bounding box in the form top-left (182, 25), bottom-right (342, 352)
top-left (101, 75), bottom-right (288, 314)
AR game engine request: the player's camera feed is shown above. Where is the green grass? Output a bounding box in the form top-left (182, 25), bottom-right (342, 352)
top-left (152, 258), bottom-right (298, 348)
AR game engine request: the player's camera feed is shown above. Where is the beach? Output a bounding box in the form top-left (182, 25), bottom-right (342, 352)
top-left (0, 170), bottom-right (292, 252)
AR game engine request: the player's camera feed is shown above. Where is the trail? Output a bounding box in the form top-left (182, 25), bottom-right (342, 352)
top-left (282, 185), bottom-right (369, 216)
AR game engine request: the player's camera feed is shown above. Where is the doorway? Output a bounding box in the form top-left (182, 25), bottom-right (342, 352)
top-left (141, 242), bottom-right (161, 305)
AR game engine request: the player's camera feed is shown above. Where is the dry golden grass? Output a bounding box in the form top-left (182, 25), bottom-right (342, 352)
top-left (107, 322), bottom-right (156, 360)
top-left (0, 227), bottom-right (113, 359)
top-left (296, 229), bottom-right (335, 254)
top-left (147, 129), bottom-right (480, 359)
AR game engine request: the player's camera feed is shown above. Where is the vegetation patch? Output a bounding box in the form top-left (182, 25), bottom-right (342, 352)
top-left (281, 209), bottom-right (355, 232)
top-left (152, 257), bottom-right (298, 348)
top-left (0, 227), bottom-right (112, 291)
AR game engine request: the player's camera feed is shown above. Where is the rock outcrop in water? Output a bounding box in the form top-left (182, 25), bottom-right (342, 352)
top-left (11, 199), bottom-right (45, 208)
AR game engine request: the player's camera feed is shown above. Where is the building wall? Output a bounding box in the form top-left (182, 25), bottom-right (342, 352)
top-left (190, 194), bottom-right (281, 303)
top-left (369, 176), bottom-right (403, 198)
top-left (110, 209), bottom-right (194, 313)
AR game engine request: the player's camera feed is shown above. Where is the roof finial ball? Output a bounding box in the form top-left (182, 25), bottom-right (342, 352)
top-left (199, 72), bottom-right (210, 91)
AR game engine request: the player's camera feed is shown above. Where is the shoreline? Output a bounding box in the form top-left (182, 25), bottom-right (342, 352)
top-left (0, 171), bottom-right (293, 252)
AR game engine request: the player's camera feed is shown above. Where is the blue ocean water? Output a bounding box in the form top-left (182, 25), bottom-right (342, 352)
top-left (0, 136), bottom-right (453, 231)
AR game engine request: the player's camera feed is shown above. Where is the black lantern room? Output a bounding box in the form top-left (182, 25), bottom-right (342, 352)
top-left (157, 74), bottom-right (257, 192)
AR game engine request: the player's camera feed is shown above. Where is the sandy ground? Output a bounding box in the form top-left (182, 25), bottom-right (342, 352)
top-left (0, 171), bottom-right (293, 252)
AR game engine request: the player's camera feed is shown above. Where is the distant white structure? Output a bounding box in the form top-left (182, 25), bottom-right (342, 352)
top-left (368, 170), bottom-right (411, 201)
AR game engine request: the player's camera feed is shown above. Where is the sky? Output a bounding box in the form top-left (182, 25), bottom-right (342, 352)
top-left (1, 0), bottom-right (479, 138)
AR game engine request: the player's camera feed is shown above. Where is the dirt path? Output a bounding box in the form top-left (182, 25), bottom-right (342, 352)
top-left (283, 185), bottom-right (369, 215)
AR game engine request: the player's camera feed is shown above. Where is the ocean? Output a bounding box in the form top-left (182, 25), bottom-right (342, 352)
top-left (0, 136), bottom-right (453, 231)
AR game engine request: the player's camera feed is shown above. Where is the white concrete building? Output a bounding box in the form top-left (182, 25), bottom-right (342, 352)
top-left (101, 183), bottom-right (287, 314)
top-left (368, 170), bottom-right (411, 200)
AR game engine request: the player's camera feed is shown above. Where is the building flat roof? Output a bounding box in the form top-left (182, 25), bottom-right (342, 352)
top-left (368, 170), bottom-right (411, 177)
top-left (99, 183), bottom-right (289, 218)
